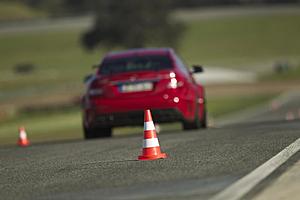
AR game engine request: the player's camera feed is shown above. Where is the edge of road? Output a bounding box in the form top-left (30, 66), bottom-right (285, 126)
top-left (245, 151), bottom-right (300, 200)
top-left (214, 90), bottom-right (299, 127)
top-left (209, 90), bottom-right (300, 200)
top-left (209, 137), bottom-right (300, 200)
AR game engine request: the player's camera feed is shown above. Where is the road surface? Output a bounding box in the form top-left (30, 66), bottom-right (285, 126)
top-left (0, 91), bottom-right (299, 200)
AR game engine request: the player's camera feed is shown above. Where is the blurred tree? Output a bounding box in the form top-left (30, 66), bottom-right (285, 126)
top-left (81, 0), bottom-right (185, 50)
top-left (62, 0), bottom-right (95, 14)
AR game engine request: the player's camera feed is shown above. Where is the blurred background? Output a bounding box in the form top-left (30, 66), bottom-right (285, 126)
top-left (0, 0), bottom-right (300, 145)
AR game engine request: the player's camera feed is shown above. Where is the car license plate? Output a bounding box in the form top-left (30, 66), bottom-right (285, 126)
top-left (121, 82), bottom-right (153, 93)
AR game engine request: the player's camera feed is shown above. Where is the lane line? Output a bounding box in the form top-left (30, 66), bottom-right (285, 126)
top-left (210, 137), bottom-right (300, 200)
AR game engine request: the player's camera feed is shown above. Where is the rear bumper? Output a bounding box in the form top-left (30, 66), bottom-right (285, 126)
top-left (90, 108), bottom-right (183, 127)
top-left (82, 89), bottom-right (200, 128)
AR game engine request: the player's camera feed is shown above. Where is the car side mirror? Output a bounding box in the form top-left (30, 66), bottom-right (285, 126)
top-left (83, 74), bottom-right (93, 83)
top-left (192, 65), bottom-right (204, 73)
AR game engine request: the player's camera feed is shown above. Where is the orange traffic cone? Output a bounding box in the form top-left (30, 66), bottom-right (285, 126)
top-left (285, 111), bottom-right (295, 121)
top-left (18, 126), bottom-right (30, 147)
top-left (138, 109), bottom-right (167, 160)
top-left (270, 100), bottom-right (280, 111)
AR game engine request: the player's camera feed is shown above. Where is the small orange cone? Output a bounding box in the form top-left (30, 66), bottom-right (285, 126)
top-left (138, 109), bottom-right (167, 160)
top-left (270, 100), bottom-right (280, 111)
top-left (18, 126), bottom-right (30, 147)
top-left (285, 112), bottom-right (295, 121)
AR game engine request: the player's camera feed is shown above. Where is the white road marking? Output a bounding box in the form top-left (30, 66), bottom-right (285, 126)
top-left (210, 137), bottom-right (300, 200)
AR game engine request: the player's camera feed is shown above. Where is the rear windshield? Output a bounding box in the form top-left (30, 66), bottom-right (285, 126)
top-left (99, 55), bottom-right (173, 75)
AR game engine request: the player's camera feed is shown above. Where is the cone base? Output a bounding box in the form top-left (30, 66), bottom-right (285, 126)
top-left (138, 153), bottom-right (167, 161)
top-left (18, 140), bottom-right (30, 147)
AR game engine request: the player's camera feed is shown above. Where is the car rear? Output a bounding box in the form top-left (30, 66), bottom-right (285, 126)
top-left (84, 49), bottom-right (189, 125)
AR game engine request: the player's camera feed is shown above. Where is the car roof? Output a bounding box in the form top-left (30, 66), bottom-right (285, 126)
top-left (103, 48), bottom-right (174, 60)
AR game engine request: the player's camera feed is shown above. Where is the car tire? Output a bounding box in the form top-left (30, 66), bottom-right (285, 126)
top-left (183, 103), bottom-right (207, 130)
top-left (183, 108), bottom-right (201, 130)
top-left (84, 125), bottom-right (112, 139)
top-left (183, 118), bottom-right (200, 130)
top-left (201, 107), bottom-right (207, 128)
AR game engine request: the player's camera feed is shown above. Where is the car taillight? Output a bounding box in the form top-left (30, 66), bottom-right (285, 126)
top-left (167, 78), bottom-right (184, 89)
top-left (168, 78), bottom-right (178, 89)
top-left (88, 88), bottom-right (103, 96)
top-left (167, 72), bottom-right (184, 89)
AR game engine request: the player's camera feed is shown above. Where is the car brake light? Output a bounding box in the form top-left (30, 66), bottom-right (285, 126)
top-left (167, 78), bottom-right (184, 89)
top-left (169, 72), bottom-right (176, 78)
top-left (168, 78), bottom-right (178, 89)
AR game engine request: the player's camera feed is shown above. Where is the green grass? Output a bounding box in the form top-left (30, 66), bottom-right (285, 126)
top-left (207, 94), bottom-right (276, 118)
top-left (0, 29), bottom-right (102, 93)
top-left (0, 109), bottom-right (82, 145)
top-left (180, 14), bottom-right (300, 67)
top-left (0, 2), bottom-right (45, 21)
top-left (0, 93), bottom-right (276, 145)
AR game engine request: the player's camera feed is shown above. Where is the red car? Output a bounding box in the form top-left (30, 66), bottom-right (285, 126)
top-left (82, 48), bottom-right (206, 138)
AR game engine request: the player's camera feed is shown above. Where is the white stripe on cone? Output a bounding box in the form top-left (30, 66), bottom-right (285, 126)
top-left (143, 138), bottom-right (160, 148)
top-left (20, 131), bottom-right (27, 140)
top-left (144, 121), bottom-right (155, 131)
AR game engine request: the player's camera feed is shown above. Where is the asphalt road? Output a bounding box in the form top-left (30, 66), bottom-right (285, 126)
top-left (1, 92), bottom-right (300, 200)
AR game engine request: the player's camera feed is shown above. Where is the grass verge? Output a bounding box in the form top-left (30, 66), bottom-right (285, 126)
top-left (0, 2), bottom-right (45, 22)
top-left (0, 110), bottom-right (82, 146)
top-left (207, 93), bottom-right (276, 118)
top-left (180, 14), bottom-right (300, 67)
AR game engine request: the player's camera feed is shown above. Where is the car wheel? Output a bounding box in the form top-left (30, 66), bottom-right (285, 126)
top-left (183, 107), bottom-right (201, 130)
top-left (84, 125), bottom-right (112, 139)
top-left (83, 125), bottom-right (93, 139)
top-left (183, 103), bottom-right (207, 130)
top-left (201, 107), bottom-right (207, 128)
